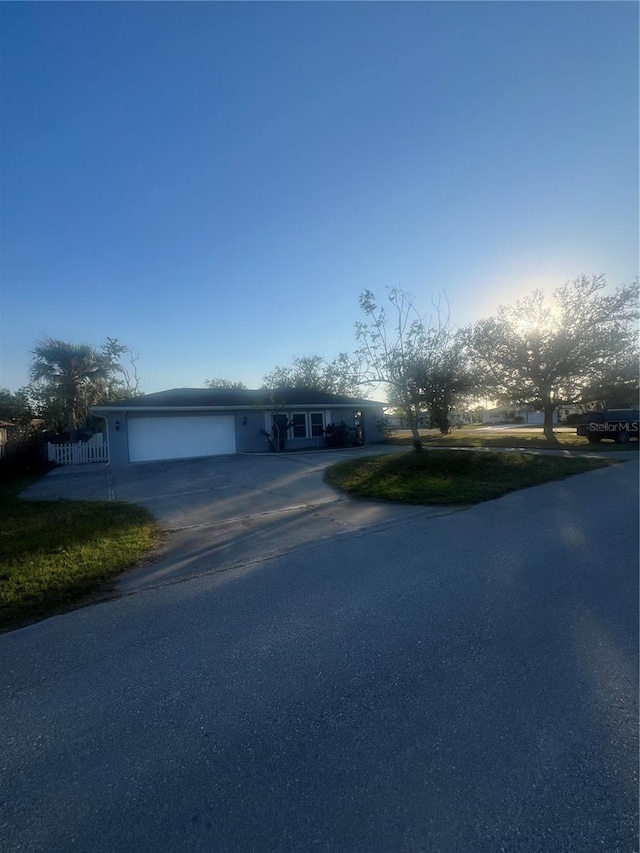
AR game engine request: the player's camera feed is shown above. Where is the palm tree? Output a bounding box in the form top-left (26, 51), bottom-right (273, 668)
top-left (30, 338), bottom-right (117, 441)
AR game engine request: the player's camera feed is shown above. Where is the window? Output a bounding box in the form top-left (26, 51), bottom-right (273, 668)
top-left (289, 412), bottom-right (325, 439)
top-left (310, 412), bottom-right (324, 437)
top-left (291, 413), bottom-right (306, 438)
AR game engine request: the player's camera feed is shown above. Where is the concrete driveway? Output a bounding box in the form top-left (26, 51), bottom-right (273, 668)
top-left (22, 448), bottom-right (458, 592)
top-left (21, 447), bottom-right (638, 594)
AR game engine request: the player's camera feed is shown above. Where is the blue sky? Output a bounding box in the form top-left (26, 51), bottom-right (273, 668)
top-left (1, 2), bottom-right (638, 394)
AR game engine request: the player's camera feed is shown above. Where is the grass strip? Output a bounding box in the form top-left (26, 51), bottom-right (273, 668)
top-left (0, 473), bottom-right (158, 631)
top-left (385, 429), bottom-right (638, 451)
top-left (325, 450), bottom-right (616, 505)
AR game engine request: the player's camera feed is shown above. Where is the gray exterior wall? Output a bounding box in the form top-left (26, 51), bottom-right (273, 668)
top-left (97, 411), bottom-right (130, 467)
top-left (240, 409), bottom-right (271, 453)
top-left (359, 407), bottom-right (386, 445)
top-left (100, 405), bottom-right (385, 466)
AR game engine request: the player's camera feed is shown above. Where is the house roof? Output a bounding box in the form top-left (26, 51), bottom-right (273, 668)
top-left (92, 387), bottom-right (384, 413)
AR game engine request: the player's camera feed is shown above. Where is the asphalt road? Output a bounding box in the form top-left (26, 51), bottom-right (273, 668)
top-left (2, 461), bottom-right (638, 852)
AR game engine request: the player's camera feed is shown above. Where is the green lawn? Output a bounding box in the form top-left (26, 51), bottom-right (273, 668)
top-left (0, 471), bottom-right (159, 631)
top-left (325, 449), bottom-right (617, 505)
top-left (386, 426), bottom-right (639, 451)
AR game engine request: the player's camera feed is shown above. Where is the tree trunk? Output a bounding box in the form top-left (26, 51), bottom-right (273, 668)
top-left (68, 409), bottom-right (78, 443)
top-left (407, 406), bottom-right (423, 452)
top-left (436, 409), bottom-right (450, 435)
top-left (273, 414), bottom-right (288, 452)
top-left (543, 402), bottom-right (557, 442)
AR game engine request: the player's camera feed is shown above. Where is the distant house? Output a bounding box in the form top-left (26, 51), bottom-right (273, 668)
top-left (384, 408), bottom-right (475, 429)
top-left (382, 410), bottom-right (433, 429)
top-left (482, 405), bottom-right (558, 426)
top-left (383, 412), bottom-right (404, 429)
top-left (0, 422), bottom-right (10, 448)
top-left (92, 388), bottom-right (386, 466)
top-left (0, 421), bottom-right (13, 460)
top-left (558, 404), bottom-right (583, 422)
top-left (448, 409), bottom-right (475, 427)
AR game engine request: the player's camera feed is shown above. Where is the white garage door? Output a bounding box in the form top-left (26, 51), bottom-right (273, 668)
top-left (127, 415), bottom-right (236, 463)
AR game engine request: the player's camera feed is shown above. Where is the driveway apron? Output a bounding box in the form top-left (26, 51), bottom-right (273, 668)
top-left (21, 449), bottom-right (455, 592)
top-left (20, 448), bottom-right (637, 594)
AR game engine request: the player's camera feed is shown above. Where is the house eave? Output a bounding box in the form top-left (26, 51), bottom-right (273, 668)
top-left (92, 402), bottom-right (383, 414)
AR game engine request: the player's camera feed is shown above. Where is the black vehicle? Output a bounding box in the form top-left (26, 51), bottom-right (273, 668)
top-left (576, 409), bottom-right (640, 443)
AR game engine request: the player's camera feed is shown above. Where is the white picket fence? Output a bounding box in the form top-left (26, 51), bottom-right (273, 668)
top-left (47, 439), bottom-right (109, 466)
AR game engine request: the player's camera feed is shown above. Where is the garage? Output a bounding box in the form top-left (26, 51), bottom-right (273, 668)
top-left (127, 415), bottom-right (236, 463)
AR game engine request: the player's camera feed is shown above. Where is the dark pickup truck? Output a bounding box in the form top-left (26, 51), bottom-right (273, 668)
top-left (577, 409), bottom-right (639, 443)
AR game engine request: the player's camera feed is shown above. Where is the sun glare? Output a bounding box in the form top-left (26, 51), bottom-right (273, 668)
top-left (515, 318), bottom-right (540, 335)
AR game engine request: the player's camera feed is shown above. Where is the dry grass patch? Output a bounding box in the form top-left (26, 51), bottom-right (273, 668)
top-left (386, 427), bottom-right (638, 451)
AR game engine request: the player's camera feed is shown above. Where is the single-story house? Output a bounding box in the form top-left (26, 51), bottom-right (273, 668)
top-left (482, 405), bottom-right (559, 426)
top-left (384, 409), bottom-right (475, 429)
top-left (92, 388), bottom-right (386, 465)
top-left (448, 409), bottom-right (475, 427)
top-left (0, 421), bottom-right (11, 455)
top-left (557, 404), bottom-right (583, 422)
top-left (0, 420), bottom-right (11, 440)
top-left (382, 408), bottom-right (433, 429)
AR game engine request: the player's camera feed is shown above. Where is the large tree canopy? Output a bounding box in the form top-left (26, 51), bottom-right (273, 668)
top-left (100, 338), bottom-right (142, 400)
top-left (0, 387), bottom-right (34, 441)
top-left (421, 339), bottom-right (477, 434)
top-left (204, 378), bottom-right (247, 390)
top-left (461, 274), bottom-right (639, 439)
top-left (262, 354), bottom-right (363, 397)
top-left (355, 288), bottom-right (465, 449)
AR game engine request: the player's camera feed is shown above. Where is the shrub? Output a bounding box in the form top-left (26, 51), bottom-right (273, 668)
top-left (325, 421), bottom-right (354, 448)
top-left (376, 417), bottom-right (393, 440)
top-left (0, 442), bottom-right (51, 477)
